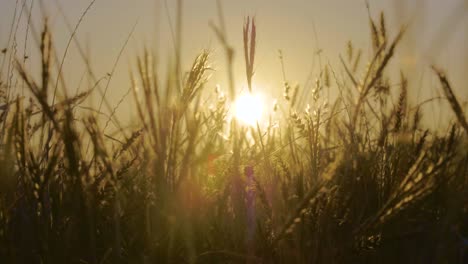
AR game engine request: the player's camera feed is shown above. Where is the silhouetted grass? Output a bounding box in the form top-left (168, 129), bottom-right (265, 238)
top-left (0, 4), bottom-right (467, 264)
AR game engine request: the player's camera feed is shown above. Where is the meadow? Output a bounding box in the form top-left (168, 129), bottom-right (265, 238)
top-left (0, 1), bottom-right (467, 263)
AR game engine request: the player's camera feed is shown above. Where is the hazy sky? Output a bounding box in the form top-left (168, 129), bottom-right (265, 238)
top-left (1, 0), bottom-right (467, 128)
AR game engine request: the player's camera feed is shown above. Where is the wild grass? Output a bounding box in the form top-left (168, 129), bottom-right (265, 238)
top-left (0, 4), bottom-right (467, 264)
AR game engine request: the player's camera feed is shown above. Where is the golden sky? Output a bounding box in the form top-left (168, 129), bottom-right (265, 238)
top-left (1, 0), bottom-right (467, 128)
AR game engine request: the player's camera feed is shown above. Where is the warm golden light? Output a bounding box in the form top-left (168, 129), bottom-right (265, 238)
top-left (233, 93), bottom-right (264, 126)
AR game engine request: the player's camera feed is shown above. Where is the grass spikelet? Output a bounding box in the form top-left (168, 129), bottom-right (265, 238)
top-left (352, 49), bottom-right (362, 73)
top-left (379, 11), bottom-right (387, 47)
top-left (113, 128), bottom-right (143, 160)
top-left (40, 22), bottom-right (52, 98)
top-left (243, 16), bottom-right (256, 92)
top-left (347, 40), bottom-right (354, 62)
top-left (394, 72), bottom-right (407, 132)
top-left (352, 26), bottom-right (405, 129)
top-left (324, 65), bottom-right (330, 88)
top-left (432, 66), bottom-right (468, 134)
top-left (182, 50), bottom-right (211, 108)
top-left (366, 3), bottom-right (381, 52)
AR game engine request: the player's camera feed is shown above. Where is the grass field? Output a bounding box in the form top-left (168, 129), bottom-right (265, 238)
top-left (0, 1), bottom-right (467, 263)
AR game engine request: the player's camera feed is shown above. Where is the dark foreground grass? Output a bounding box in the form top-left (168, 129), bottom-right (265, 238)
top-left (0, 6), bottom-right (467, 264)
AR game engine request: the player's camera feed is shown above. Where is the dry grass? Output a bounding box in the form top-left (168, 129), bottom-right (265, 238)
top-left (0, 4), bottom-right (467, 264)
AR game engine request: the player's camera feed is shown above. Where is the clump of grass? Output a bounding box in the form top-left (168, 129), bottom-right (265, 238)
top-left (0, 4), bottom-right (466, 264)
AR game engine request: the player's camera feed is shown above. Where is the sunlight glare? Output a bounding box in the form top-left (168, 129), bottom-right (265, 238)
top-left (233, 93), bottom-right (264, 126)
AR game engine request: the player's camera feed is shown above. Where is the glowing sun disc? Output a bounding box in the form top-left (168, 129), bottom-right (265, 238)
top-left (233, 93), bottom-right (264, 126)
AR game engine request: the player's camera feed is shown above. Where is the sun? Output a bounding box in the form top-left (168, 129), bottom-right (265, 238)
top-left (233, 93), bottom-right (264, 126)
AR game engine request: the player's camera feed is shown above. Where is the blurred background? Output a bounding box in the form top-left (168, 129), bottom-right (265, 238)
top-left (1, 0), bottom-right (467, 130)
